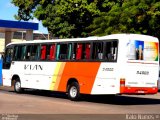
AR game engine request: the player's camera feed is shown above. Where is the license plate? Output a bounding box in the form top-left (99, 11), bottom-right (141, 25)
top-left (137, 90), bottom-right (145, 93)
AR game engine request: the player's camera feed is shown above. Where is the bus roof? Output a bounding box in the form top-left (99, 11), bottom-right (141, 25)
top-left (6, 34), bottom-right (159, 46)
top-left (99, 34), bottom-right (158, 42)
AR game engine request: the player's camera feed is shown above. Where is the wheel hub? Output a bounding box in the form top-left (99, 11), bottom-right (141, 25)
top-left (70, 86), bottom-right (77, 98)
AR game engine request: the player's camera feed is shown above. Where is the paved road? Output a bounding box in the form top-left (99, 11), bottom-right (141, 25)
top-left (0, 86), bottom-right (160, 120)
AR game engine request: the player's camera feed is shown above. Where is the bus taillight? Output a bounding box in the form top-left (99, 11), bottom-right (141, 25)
top-left (120, 78), bottom-right (125, 87)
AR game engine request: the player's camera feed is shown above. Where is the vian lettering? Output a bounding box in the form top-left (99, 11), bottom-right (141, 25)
top-left (24, 64), bottom-right (43, 70)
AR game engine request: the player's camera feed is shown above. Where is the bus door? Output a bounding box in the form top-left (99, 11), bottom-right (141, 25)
top-left (2, 46), bottom-right (14, 86)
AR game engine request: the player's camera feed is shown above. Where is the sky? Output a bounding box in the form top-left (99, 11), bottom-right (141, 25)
top-left (0, 0), bottom-right (48, 34)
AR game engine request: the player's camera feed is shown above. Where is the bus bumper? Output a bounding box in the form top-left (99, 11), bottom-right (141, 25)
top-left (120, 86), bottom-right (158, 94)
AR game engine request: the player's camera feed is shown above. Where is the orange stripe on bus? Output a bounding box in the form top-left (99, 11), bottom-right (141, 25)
top-left (50, 62), bottom-right (63, 90)
top-left (57, 62), bottom-right (101, 94)
top-left (54, 62), bottom-right (66, 91)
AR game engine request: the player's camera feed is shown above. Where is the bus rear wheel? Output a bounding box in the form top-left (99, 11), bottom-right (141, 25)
top-left (67, 82), bottom-right (80, 101)
top-left (14, 79), bottom-right (23, 93)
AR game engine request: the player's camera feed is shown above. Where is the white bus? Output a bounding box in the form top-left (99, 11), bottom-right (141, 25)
top-left (2, 34), bottom-right (159, 100)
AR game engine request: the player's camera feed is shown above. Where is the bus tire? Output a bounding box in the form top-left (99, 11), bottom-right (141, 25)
top-left (67, 82), bottom-right (80, 101)
top-left (14, 79), bottom-right (23, 93)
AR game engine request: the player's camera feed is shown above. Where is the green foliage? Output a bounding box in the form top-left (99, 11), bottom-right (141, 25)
top-left (12, 0), bottom-right (40, 21)
top-left (12, 0), bottom-right (100, 38)
top-left (89, 0), bottom-right (160, 39)
top-left (12, 0), bottom-right (160, 39)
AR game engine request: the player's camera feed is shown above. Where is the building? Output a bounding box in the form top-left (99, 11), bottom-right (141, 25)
top-left (0, 31), bottom-right (50, 53)
top-left (0, 19), bottom-right (39, 53)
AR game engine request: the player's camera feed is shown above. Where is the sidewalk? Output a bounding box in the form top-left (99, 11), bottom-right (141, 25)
top-left (0, 86), bottom-right (14, 91)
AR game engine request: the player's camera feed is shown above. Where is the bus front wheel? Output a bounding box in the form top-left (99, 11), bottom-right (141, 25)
top-left (14, 79), bottom-right (23, 93)
top-left (67, 82), bottom-right (80, 101)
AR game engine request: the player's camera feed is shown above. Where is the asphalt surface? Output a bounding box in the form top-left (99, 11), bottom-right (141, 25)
top-left (0, 86), bottom-right (160, 120)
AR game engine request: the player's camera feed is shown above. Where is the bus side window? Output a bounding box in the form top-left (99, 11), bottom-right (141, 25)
top-left (75, 43), bottom-right (91, 60)
top-left (14, 46), bottom-right (19, 60)
top-left (105, 41), bottom-right (118, 62)
top-left (13, 45), bottom-right (27, 61)
top-left (76, 43), bottom-right (82, 60)
top-left (49, 44), bottom-right (55, 60)
top-left (21, 46), bottom-right (26, 60)
top-left (56, 44), bottom-right (60, 60)
top-left (14, 46), bottom-right (23, 60)
top-left (25, 46), bottom-right (31, 60)
top-left (68, 43), bottom-right (72, 60)
top-left (30, 45), bottom-right (39, 60)
top-left (41, 45), bottom-right (46, 60)
top-left (92, 42), bottom-right (103, 60)
top-left (72, 43), bottom-right (77, 60)
top-left (3, 47), bottom-right (14, 69)
top-left (56, 44), bottom-right (68, 60)
top-left (85, 43), bottom-right (91, 59)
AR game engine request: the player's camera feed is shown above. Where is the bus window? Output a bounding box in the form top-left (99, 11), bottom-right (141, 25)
top-left (25, 46), bottom-right (31, 60)
top-left (56, 44), bottom-right (60, 60)
top-left (75, 43), bottom-right (82, 60)
top-left (20, 45), bottom-right (40, 61)
top-left (30, 45), bottom-right (40, 60)
top-left (49, 44), bottom-right (55, 60)
top-left (75, 43), bottom-right (91, 60)
top-left (82, 43), bottom-right (91, 60)
top-left (3, 47), bottom-right (14, 69)
top-left (21, 46), bottom-right (26, 60)
top-left (67, 43), bottom-right (72, 60)
top-left (56, 44), bottom-right (68, 60)
top-left (41, 45), bottom-right (46, 60)
top-left (92, 42), bottom-right (103, 60)
top-left (85, 43), bottom-right (91, 59)
top-left (105, 41), bottom-right (118, 62)
top-left (40, 44), bottom-right (55, 61)
top-left (14, 46), bottom-right (23, 60)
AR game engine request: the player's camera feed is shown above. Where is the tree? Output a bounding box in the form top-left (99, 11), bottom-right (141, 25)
top-left (12, 0), bottom-right (100, 38)
top-left (89, 0), bottom-right (160, 39)
top-left (12, 0), bottom-right (160, 39)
